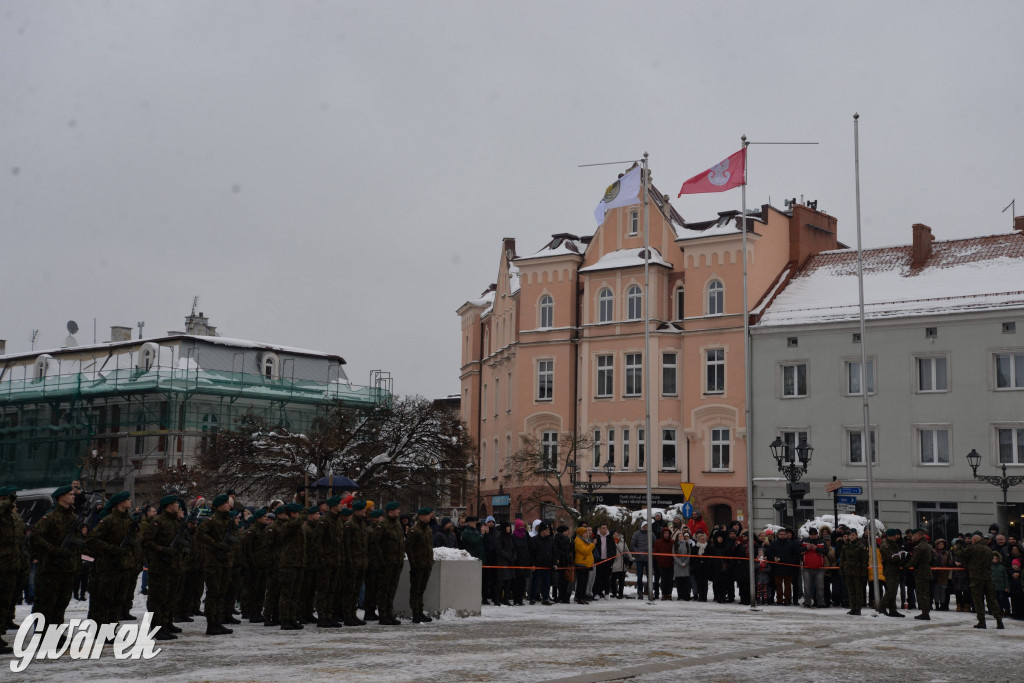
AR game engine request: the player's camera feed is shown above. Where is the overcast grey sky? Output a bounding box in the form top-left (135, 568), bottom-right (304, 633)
top-left (3, 2), bottom-right (1022, 398)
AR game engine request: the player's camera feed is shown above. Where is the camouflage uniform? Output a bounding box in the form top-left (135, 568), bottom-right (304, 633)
top-left (878, 537), bottom-right (904, 614)
top-left (955, 541), bottom-right (1005, 628)
top-left (363, 516), bottom-right (382, 618)
top-left (376, 514), bottom-right (406, 623)
top-left (315, 510), bottom-right (342, 625)
top-left (0, 494), bottom-right (26, 636)
top-left (241, 522), bottom-right (270, 621)
top-left (840, 537), bottom-right (868, 614)
top-left (197, 509), bottom-right (235, 631)
top-left (276, 513), bottom-right (306, 627)
top-left (300, 516), bottom-right (321, 622)
top-left (223, 516), bottom-right (244, 622)
top-left (84, 509), bottom-right (136, 625)
top-left (906, 539), bottom-right (933, 617)
top-left (30, 504), bottom-right (82, 626)
top-left (340, 514), bottom-right (368, 623)
top-left (262, 515), bottom-right (285, 624)
top-left (407, 518), bottom-right (435, 621)
top-left (142, 509), bottom-right (184, 634)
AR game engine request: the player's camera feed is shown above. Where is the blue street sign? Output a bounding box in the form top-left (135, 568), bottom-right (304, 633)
top-left (681, 502), bottom-right (694, 519)
top-left (838, 486), bottom-right (863, 495)
top-left (836, 495), bottom-right (857, 505)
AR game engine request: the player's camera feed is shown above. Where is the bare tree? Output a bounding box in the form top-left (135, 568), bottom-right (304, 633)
top-left (507, 431), bottom-right (595, 523)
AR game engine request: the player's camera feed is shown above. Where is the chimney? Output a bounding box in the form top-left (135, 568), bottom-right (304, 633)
top-left (110, 326), bottom-right (133, 342)
top-left (0, 340), bottom-right (5, 356)
top-left (911, 223), bottom-right (934, 267)
top-left (502, 237), bottom-right (516, 262)
top-left (1015, 216), bottom-right (1024, 233)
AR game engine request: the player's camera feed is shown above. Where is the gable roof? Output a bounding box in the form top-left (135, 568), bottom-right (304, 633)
top-left (756, 231), bottom-right (1024, 327)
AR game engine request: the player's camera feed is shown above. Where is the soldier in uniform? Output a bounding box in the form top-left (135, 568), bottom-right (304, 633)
top-left (241, 508), bottom-right (271, 622)
top-left (121, 504), bottom-right (152, 621)
top-left (363, 509), bottom-right (385, 620)
top-left (222, 511), bottom-right (244, 625)
top-left (175, 500), bottom-right (201, 624)
top-left (0, 485), bottom-right (22, 655)
top-left (340, 500), bottom-right (369, 626)
top-left (300, 505), bottom-right (321, 624)
top-left (905, 528), bottom-right (933, 620)
top-left (31, 485), bottom-right (84, 628)
top-left (954, 531), bottom-right (1006, 629)
top-left (262, 507), bottom-right (287, 627)
top-left (407, 507), bottom-right (435, 623)
top-left (141, 495), bottom-right (185, 640)
top-left (197, 493), bottom-right (236, 635)
top-left (877, 528), bottom-right (906, 617)
top-left (276, 502), bottom-right (307, 630)
top-left (84, 491), bottom-right (136, 627)
top-left (840, 527), bottom-right (868, 615)
top-left (315, 496), bottom-right (343, 627)
top-left (376, 501), bottom-right (405, 625)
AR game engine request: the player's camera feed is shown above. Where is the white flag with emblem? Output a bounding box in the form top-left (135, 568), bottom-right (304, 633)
top-left (594, 166), bottom-right (642, 226)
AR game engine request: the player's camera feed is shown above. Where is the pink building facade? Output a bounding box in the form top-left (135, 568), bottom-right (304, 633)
top-left (458, 178), bottom-right (838, 527)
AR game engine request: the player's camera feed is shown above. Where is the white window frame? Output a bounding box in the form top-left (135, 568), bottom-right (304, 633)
top-left (995, 352), bottom-right (1024, 390)
top-left (593, 429), bottom-right (602, 468)
top-left (707, 279), bottom-right (724, 316)
top-left (675, 287), bottom-right (685, 321)
top-left (541, 431), bottom-right (558, 471)
top-left (596, 355), bottom-right (614, 398)
top-left (607, 428), bottom-right (616, 467)
top-left (705, 348), bottom-right (725, 395)
top-left (662, 352), bottom-right (678, 397)
top-left (917, 424), bottom-right (951, 466)
top-left (622, 427), bottom-right (630, 470)
top-left (482, 383), bottom-right (488, 420)
top-left (626, 285), bottom-right (643, 320)
top-left (536, 360), bottom-right (553, 401)
top-left (845, 427), bottom-right (878, 466)
top-left (629, 210), bottom-right (639, 236)
top-left (844, 357), bottom-right (876, 396)
top-left (638, 428), bottom-right (645, 470)
top-left (781, 362), bottom-right (808, 398)
top-left (598, 288), bottom-right (614, 323)
top-left (779, 429), bottom-right (810, 466)
top-left (662, 428), bottom-right (677, 471)
top-left (625, 353), bottom-right (643, 397)
top-left (539, 294), bottom-right (554, 329)
top-left (916, 355), bottom-right (949, 393)
top-left (996, 425), bottom-right (1024, 465)
top-left (711, 427), bottom-right (731, 471)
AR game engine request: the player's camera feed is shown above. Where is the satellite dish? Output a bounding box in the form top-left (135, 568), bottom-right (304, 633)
top-left (67, 320), bottom-right (79, 335)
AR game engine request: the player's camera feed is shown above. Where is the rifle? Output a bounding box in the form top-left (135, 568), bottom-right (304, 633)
top-left (120, 512), bottom-right (142, 549)
top-left (169, 506), bottom-right (200, 554)
top-left (61, 509), bottom-right (90, 552)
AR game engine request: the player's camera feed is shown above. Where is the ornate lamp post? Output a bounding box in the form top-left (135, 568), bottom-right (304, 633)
top-left (967, 448), bottom-right (1024, 534)
top-left (568, 459), bottom-right (615, 518)
top-left (769, 436), bottom-right (814, 525)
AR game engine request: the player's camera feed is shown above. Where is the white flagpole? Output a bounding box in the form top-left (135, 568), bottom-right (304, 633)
top-left (642, 152), bottom-right (654, 603)
top-left (854, 113), bottom-right (881, 609)
top-left (741, 135), bottom-right (758, 609)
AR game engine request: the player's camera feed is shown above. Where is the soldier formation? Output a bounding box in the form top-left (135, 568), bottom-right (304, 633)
top-left (0, 484), bottom-right (439, 652)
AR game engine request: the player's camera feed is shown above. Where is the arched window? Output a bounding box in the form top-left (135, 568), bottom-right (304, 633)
top-left (539, 295), bottom-right (554, 329)
top-left (259, 351), bottom-right (281, 380)
top-left (138, 342), bottom-right (159, 371)
top-left (598, 288), bottom-right (614, 323)
top-left (33, 354), bottom-right (55, 381)
top-left (626, 285), bottom-right (642, 320)
top-left (707, 279), bottom-right (724, 315)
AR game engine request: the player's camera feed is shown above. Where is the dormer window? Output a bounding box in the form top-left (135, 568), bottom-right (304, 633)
top-left (258, 351), bottom-right (281, 380)
top-left (137, 342), bottom-right (159, 371)
top-left (33, 354), bottom-right (55, 381)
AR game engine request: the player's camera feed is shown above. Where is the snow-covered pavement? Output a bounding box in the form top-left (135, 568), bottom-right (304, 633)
top-left (5, 589), bottom-right (1020, 682)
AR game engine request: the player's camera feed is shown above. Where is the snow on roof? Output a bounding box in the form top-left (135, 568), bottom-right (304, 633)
top-left (522, 234), bottom-right (587, 259)
top-left (579, 247), bottom-right (672, 273)
top-left (508, 263), bottom-right (520, 294)
top-left (676, 211), bottom-right (765, 242)
top-left (757, 232), bottom-right (1024, 327)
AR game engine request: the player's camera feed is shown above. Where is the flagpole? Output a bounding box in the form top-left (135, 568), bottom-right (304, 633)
top-left (642, 152), bottom-right (654, 604)
top-left (740, 135), bottom-right (758, 610)
top-left (854, 113), bottom-right (881, 610)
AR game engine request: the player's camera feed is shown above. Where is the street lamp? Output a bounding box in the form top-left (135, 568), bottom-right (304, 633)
top-left (770, 436), bottom-right (813, 525)
top-left (570, 458), bottom-right (615, 518)
top-left (966, 448), bottom-right (1024, 533)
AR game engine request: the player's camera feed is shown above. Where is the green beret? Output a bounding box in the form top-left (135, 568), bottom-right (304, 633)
top-left (52, 485), bottom-right (73, 498)
top-left (109, 491), bottom-right (130, 507)
top-left (385, 501), bottom-right (400, 511)
top-left (212, 494), bottom-right (230, 508)
top-left (326, 495), bottom-right (342, 507)
top-left (911, 527), bottom-right (925, 535)
top-left (340, 507), bottom-right (353, 516)
top-left (230, 510), bottom-right (240, 519)
top-left (352, 500), bottom-right (367, 511)
top-left (306, 505), bottom-right (320, 515)
top-left (417, 507), bottom-right (433, 516)
top-left (284, 502), bottom-right (304, 514)
top-left (159, 494), bottom-right (179, 508)
top-left (252, 508), bottom-right (267, 520)
top-left (0, 486), bottom-right (19, 497)
top-left (369, 510), bottom-right (384, 518)
top-left (885, 528), bottom-right (900, 536)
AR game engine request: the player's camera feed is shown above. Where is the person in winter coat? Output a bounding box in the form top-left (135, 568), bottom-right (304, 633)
top-left (553, 525), bottom-right (573, 604)
top-left (687, 512), bottom-right (710, 539)
top-left (510, 519), bottom-right (533, 605)
top-left (488, 523), bottom-right (515, 605)
top-left (1008, 553), bottom-right (1023, 620)
top-left (609, 531), bottom-right (633, 599)
top-left (592, 523), bottom-right (615, 599)
top-left (573, 526), bottom-right (596, 605)
top-left (800, 527), bottom-right (827, 608)
top-left (673, 529), bottom-right (693, 600)
top-left (529, 523), bottom-right (556, 604)
top-left (691, 532), bottom-right (711, 601)
top-left (630, 521), bottom-right (652, 598)
top-left (992, 551), bottom-right (1011, 615)
top-left (653, 527), bottom-right (675, 600)
top-left (769, 528), bottom-right (801, 606)
top-left (433, 517), bottom-right (458, 549)
top-left (710, 530), bottom-right (733, 603)
top-left (651, 512), bottom-right (666, 539)
top-left (932, 538), bottom-right (951, 611)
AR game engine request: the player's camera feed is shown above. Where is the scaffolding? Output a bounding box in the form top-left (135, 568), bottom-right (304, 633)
top-left (0, 366), bottom-right (391, 489)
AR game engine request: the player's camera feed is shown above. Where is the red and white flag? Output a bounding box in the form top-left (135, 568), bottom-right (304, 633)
top-left (677, 148), bottom-right (746, 196)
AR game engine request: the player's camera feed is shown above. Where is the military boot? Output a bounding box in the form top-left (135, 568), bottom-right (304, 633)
top-left (363, 610), bottom-right (379, 621)
top-left (887, 609), bottom-right (905, 618)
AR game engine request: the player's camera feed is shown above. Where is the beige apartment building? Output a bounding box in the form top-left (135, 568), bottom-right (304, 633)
top-left (458, 175), bottom-right (839, 527)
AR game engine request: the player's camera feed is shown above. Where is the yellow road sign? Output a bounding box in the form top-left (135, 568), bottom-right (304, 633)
top-left (680, 482), bottom-right (694, 501)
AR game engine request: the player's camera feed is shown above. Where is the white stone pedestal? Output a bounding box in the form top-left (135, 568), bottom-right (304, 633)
top-left (392, 558), bottom-right (482, 618)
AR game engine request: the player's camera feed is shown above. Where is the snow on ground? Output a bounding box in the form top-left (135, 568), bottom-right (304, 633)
top-left (5, 578), bottom-right (1021, 682)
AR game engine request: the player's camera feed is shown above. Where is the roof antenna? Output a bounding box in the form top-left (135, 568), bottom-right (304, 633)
top-left (1003, 199), bottom-right (1015, 229)
top-left (191, 295), bottom-right (199, 317)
